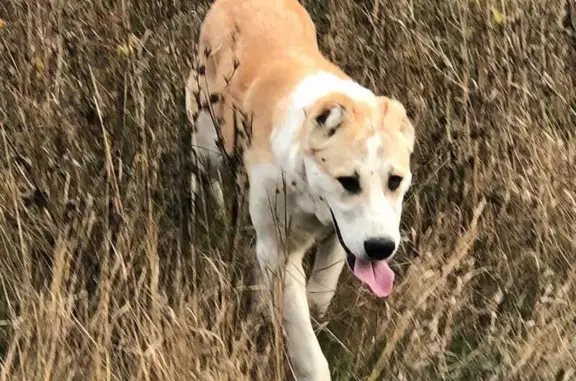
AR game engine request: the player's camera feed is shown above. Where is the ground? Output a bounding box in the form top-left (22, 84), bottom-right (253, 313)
top-left (0, 0), bottom-right (575, 380)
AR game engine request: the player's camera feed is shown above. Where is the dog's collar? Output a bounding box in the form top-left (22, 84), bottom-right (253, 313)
top-left (328, 207), bottom-right (355, 269)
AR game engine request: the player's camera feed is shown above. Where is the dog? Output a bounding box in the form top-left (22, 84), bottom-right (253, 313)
top-left (185, 0), bottom-right (415, 379)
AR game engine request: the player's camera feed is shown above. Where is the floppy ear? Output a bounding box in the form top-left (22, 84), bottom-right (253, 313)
top-left (314, 104), bottom-right (345, 133)
top-left (307, 103), bottom-right (346, 149)
top-left (379, 96), bottom-right (415, 152)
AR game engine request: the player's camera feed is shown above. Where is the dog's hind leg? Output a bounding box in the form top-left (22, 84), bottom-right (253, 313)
top-left (191, 110), bottom-right (226, 211)
top-left (307, 234), bottom-right (346, 319)
top-left (185, 54), bottom-right (226, 212)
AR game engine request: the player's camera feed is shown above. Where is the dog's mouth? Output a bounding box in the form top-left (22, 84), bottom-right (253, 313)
top-left (329, 208), bottom-right (395, 298)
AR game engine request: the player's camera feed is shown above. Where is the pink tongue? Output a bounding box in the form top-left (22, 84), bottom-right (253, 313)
top-left (353, 258), bottom-right (395, 298)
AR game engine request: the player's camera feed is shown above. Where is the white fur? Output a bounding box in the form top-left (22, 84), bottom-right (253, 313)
top-left (306, 234), bottom-right (346, 317)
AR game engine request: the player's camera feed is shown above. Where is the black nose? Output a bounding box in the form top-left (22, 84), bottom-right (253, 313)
top-left (364, 238), bottom-right (396, 260)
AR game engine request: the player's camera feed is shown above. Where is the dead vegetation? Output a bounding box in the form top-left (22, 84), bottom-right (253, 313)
top-left (0, 0), bottom-right (575, 380)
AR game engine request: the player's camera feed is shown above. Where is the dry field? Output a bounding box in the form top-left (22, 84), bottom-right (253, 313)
top-left (1, 0), bottom-right (575, 380)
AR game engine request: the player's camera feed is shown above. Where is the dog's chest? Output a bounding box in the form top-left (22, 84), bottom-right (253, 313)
top-left (247, 159), bottom-right (331, 239)
top-left (286, 178), bottom-right (331, 231)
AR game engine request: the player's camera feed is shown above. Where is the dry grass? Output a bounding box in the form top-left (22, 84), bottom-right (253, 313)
top-left (1, 0), bottom-right (575, 380)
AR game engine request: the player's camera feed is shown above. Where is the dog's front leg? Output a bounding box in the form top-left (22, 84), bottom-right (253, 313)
top-left (307, 234), bottom-right (346, 319)
top-left (256, 236), bottom-right (331, 381)
top-left (249, 163), bottom-right (332, 380)
top-left (285, 254), bottom-right (332, 381)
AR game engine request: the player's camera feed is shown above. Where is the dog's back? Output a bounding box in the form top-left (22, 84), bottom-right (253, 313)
top-left (201, 0), bottom-right (319, 60)
top-left (187, 0), bottom-right (348, 157)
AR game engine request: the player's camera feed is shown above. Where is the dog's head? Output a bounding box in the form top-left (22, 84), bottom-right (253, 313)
top-left (302, 93), bottom-right (414, 298)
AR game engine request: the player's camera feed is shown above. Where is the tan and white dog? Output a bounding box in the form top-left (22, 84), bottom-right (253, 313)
top-left (185, 0), bottom-right (415, 379)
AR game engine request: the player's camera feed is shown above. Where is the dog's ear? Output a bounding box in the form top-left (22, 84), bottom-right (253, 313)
top-left (379, 96), bottom-right (415, 152)
top-left (307, 103), bottom-right (346, 150)
top-left (314, 104), bottom-right (346, 134)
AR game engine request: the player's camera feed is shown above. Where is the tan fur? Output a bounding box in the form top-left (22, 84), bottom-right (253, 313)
top-left (187, 0), bottom-right (382, 156)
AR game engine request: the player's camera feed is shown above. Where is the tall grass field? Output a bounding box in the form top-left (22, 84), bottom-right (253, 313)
top-left (0, 0), bottom-right (575, 380)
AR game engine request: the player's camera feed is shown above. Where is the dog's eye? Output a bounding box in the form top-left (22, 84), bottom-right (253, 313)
top-left (388, 175), bottom-right (403, 191)
top-left (337, 175), bottom-right (361, 194)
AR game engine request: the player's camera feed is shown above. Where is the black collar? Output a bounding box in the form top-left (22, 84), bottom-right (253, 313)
top-left (328, 207), bottom-right (356, 269)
